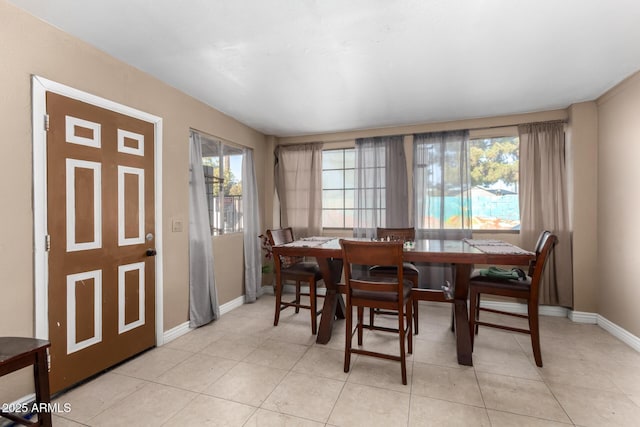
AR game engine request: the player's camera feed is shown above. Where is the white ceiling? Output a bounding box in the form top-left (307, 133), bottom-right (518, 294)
top-left (10, 0), bottom-right (640, 137)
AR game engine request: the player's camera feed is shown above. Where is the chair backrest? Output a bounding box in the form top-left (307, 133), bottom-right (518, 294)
top-left (528, 230), bottom-right (552, 277)
top-left (266, 228), bottom-right (302, 268)
top-left (376, 227), bottom-right (415, 242)
top-left (340, 239), bottom-right (405, 298)
top-left (529, 232), bottom-right (558, 301)
top-left (266, 228), bottom-right (295, 246)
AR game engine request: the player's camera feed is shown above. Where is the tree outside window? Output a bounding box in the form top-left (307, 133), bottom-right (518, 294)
top-left (201, 138), bottom-right (244, 235)
top-left (468, 136), bottom-right (520, 230)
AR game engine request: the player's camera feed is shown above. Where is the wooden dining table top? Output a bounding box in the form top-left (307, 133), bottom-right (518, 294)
top-left (272, 237), bottom-right (533, 266)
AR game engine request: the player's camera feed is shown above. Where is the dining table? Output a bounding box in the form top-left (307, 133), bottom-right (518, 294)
top-left (271, 237), bottom-right (534, 366)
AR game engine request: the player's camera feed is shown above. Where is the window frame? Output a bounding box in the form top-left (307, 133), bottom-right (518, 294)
top-left (318, 129), bottom-right (521, 233)
top-left (321, 147), bottom-right (356, 230)
top-left (468, 130), bottom-right (520, 233)
top-left (197, 131), bottom-right (244, 236)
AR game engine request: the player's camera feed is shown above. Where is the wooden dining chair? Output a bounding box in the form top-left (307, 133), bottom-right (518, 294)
top-left (368, 227), bottom-right (420, 333)
top-left (340, 239), bottom-right (413, 385)
top-left (469, 230), bottom-right (557, 367)
top-left (267, 228), bottom-right (324, 334)
top-left (0, 337), bottom-right (52, 426)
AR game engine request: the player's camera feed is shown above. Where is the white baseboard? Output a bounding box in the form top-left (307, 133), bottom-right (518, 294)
top-left (480, 300), bottom-right (569, 317)
top-left (568, 310), bottom-right (598, 324)
top-left (479, 301), bottom-right (640, 353)
top-left (161, 295), bottom-right (246, 344)
top-left (162, 321), bottom-right (191, 344)
top-left (221, 295), bottom-right (245, 314)
top-left (597, 314), bottom-right (640, 353)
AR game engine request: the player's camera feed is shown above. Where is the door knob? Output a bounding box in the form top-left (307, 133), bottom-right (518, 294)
top-left (146, 249), bottom-right (157, 256)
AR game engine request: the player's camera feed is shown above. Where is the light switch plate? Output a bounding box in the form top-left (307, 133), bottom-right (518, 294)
top-left (172, 219), bottom-right (183, 232)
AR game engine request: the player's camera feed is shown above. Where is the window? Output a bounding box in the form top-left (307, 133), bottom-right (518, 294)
top-left (320, 136), bottom-right (519, 231)
top-left (200, 136), bottom-right (244, 235)
top-left (322, 148), bottom-right (355, 228)
top-left (469, 136), bottom-right (520, 230)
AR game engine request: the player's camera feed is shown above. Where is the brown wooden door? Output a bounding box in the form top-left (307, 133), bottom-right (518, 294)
top-left (46, 92), bottom-right (156, 392)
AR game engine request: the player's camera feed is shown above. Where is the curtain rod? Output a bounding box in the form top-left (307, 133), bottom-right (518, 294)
top-left (282, 119), bottom-right (568, 146)
top-left (469, 119), bottom-right (567, 131)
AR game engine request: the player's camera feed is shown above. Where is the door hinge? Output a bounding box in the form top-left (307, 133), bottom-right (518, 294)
top-left (45, 234), bottom-right (51, 252)
top-left (44, 114), bottom-right (50, 131)
top-left (47, 351), bottom-right (51, 372)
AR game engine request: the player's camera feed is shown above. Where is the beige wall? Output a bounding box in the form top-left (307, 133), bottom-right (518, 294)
top-left (212, 233), bottom-right (246, 303)
top-left (0, 0), bottom-right (267, 401)
top-left (567, 102), bottom-right (599, 313)
top-left (597, 71), bottom-right (640, 337)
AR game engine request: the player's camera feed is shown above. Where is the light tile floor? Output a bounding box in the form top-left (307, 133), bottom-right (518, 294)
top-left (50, 294), bottom-right (640, 426)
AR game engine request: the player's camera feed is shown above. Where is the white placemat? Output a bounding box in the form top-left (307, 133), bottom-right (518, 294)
top-left (283, 240), bottom-right (326, 248)
top-left (463, 239), bottom-right (533, 255)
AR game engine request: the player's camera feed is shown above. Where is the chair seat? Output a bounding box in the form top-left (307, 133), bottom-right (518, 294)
top-left (369, 262), bottom-right (419, 276)
top-left (282, 261), bottom-right (323, 280)
top-left (352, 278), bottom-right (413, 302)
top-left (469, 275), bottom-right (531, 292)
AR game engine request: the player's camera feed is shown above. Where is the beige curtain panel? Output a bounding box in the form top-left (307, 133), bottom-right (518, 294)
top-left (274, 143), bottom-right (323, 237)
top-left (519, 121), bottom-right (573, 307)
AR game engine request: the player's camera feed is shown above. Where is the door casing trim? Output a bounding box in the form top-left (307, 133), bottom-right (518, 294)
top-left (32, 75), bottom-right (165, 346)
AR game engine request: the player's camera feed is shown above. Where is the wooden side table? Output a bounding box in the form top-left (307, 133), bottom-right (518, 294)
top-left (0, 337), bottom-right (52, 427)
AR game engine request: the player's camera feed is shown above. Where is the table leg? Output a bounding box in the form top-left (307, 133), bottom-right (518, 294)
top-left (34, 349), bottom-right (52, 427)
top-left (315, 257), bottom-right (344, 344)
top-left (453, 264), bottom-right (473, 366)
